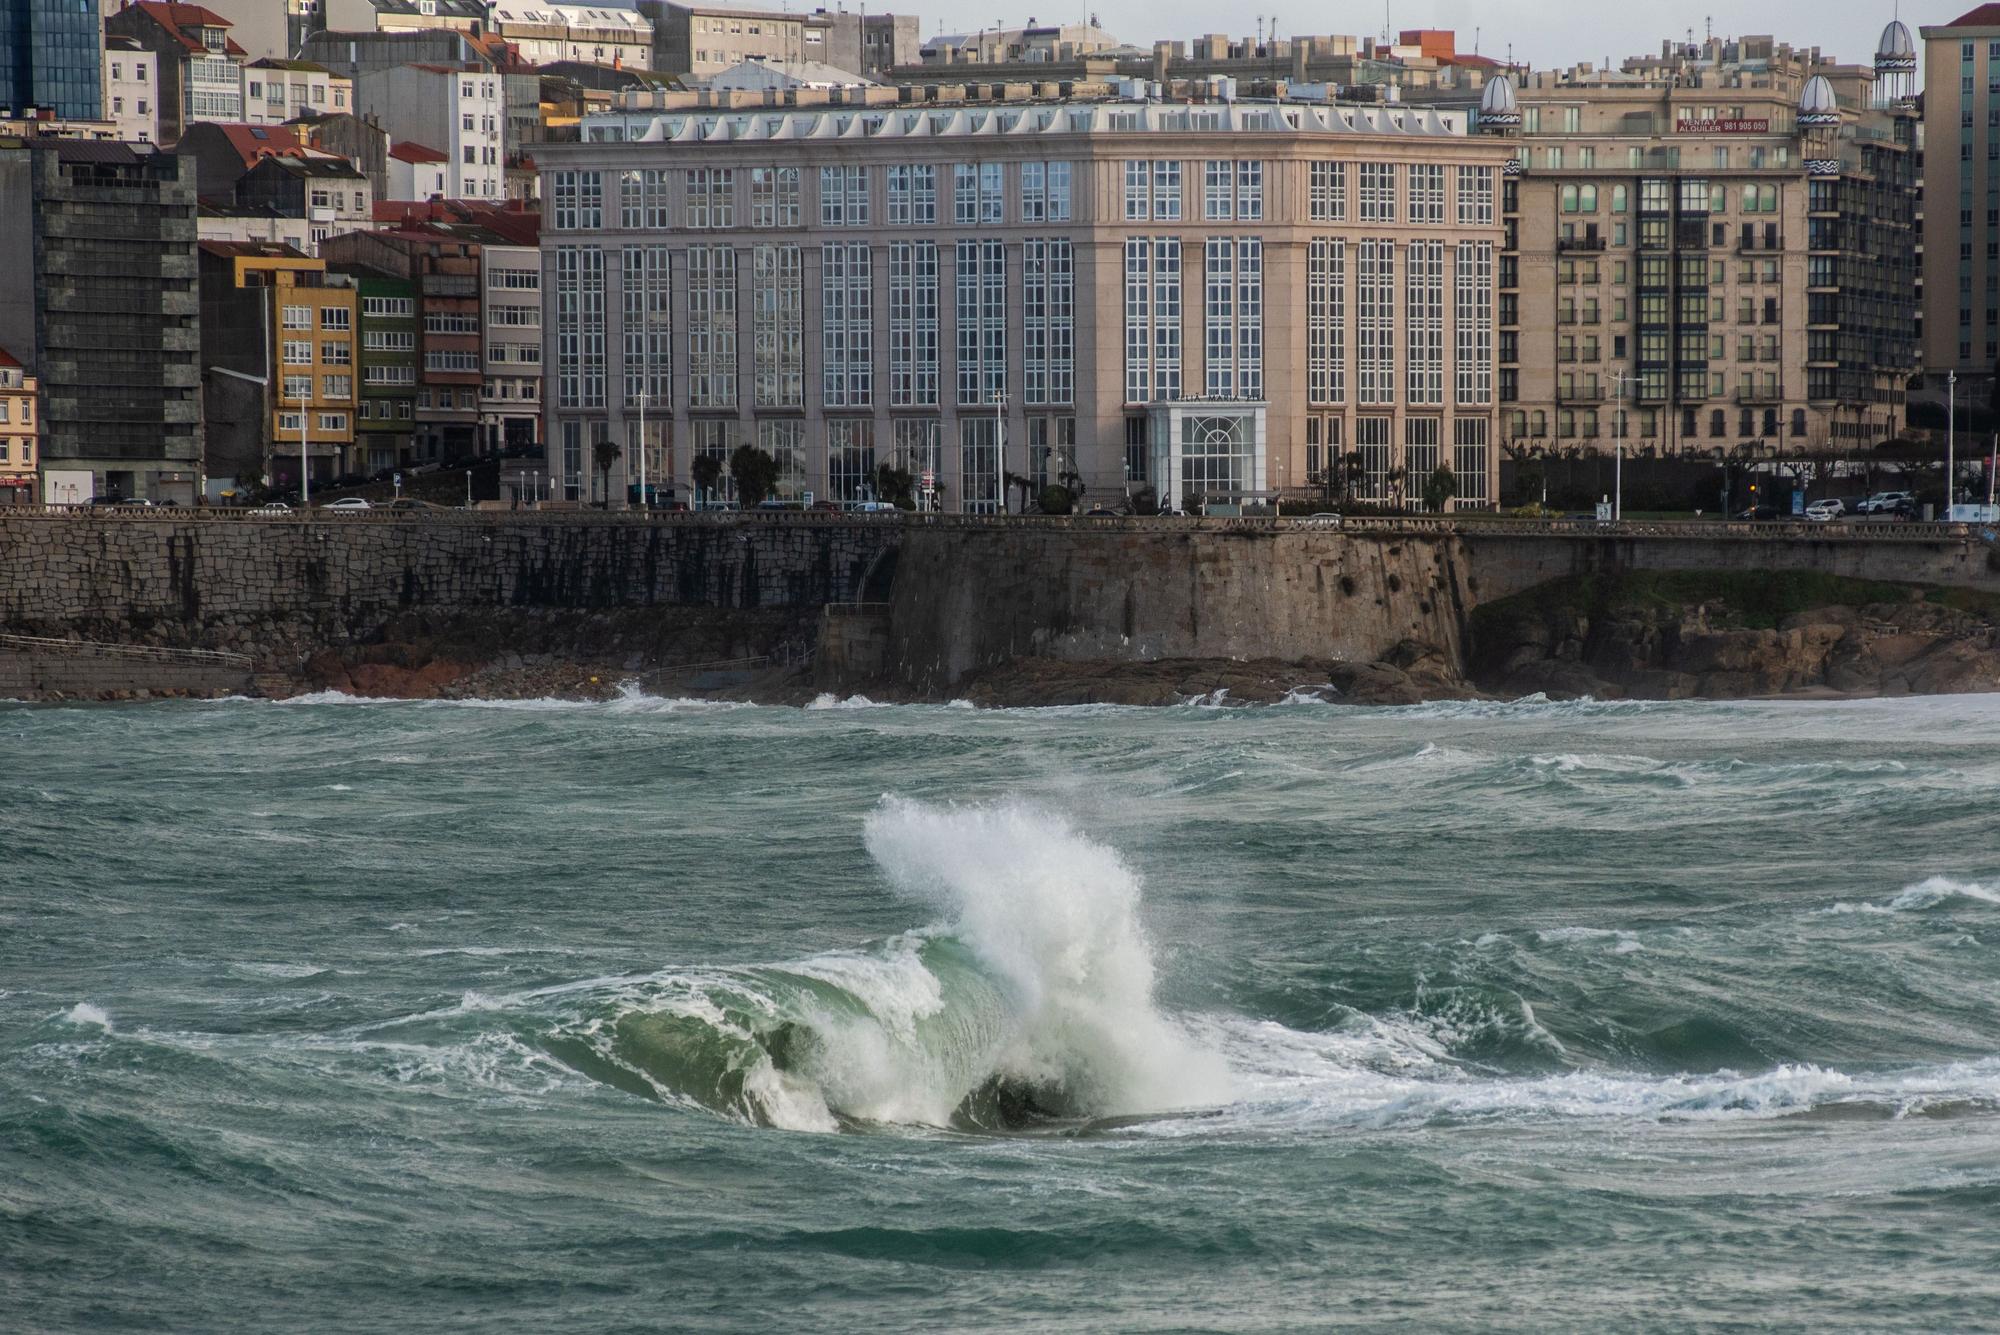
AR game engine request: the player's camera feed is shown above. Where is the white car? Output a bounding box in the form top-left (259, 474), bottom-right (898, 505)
top-left (322, 497), bottom-right (372, 511)
top-left (1804, 499), bottom-right (1844, 521)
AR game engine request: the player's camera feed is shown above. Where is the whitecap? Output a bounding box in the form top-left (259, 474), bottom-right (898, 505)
top-left (806, 693), bottom-right (891, 710)
top-left (62, 1002), bottom-right (111, 1031)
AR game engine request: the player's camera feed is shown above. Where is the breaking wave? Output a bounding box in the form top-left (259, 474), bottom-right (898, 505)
top-left (544, 797), bottom-right (1231, 1132)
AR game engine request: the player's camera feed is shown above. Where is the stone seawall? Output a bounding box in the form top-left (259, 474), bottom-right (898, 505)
top-left (886, 523), bottom-right (1472, 691)
top-left (0, 512), bottom-right (901, 660)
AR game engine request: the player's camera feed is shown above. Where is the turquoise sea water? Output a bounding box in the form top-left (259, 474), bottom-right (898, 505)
top-left (4, 690), bottom-right (2000, 1331)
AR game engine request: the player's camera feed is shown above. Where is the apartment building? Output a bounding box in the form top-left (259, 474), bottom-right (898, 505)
top-left (1919, 7), bottom-right (2000, 388)
top-left (386, 138), bottom-right (449, 199)
top-left (198, 241), bottom-right (361, 487)
top-left (481, 237), bottom-right (543, 455)
top-left (240, 59), bottom-right (352, 126)
top-left (352, 63), bottom-right (504, 199)
top-left (538, 97), bottom-right (1508, 511)
top-left (105, 2), bottom-right (248, 145)
top-left (489, 5), bottom-right (653, 70)
top-left (0, 139), bottom-right (202, 503)
top-left (320, 228), bottom-right (485, 462)
top-left (0, 346), bottom-right (38, 504)
top-left (345, 270), bottom-right (419, 473)
top-left (1489, 35), bottom-right (1919, 461)
top-left (103, 37), bottom-right (160, 143)
top-left (641, 3), bottom-right (919, 83)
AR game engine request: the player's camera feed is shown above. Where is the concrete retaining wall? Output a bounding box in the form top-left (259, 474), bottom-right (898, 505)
top-left (0, 650), bottom-right (250, 698)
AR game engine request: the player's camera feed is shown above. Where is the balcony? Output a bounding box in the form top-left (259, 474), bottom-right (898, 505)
top-left (1558, 385), bottom-right (1606, 403)
top-left (1557, 235), bottom-right (1606, 252)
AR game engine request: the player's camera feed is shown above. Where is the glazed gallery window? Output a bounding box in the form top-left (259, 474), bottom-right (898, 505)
top-left (758, 419), bottom-right (806, 500)
top-left (1357, 239), bottom-right (1396, 405)
top-left (684, 168), bottom-right (735, 229)
top-left (1019, 162), bottom-right (1072, 222)
top-left (955, 240), bottom-right (1006, 406)
top-left (685, 245), bottom-right (737, 409)
top-left (550, 170), bottom-right (601, 230)
top-left (1310, 161), bottom-right (1347, 222)
top-left (889, 241), bottom-right (940, 407)
top-left (1307, 238), bottom-right (1345, 405)
top-left (553, 245), bottom-right (605, 409)
top-left (1455, 242), bottom-right (1494, 406)
top-left (1123, 238), bottom-right (1182, 404)
top-left (1453, 417), bottom-right (1490, 503)
top-left (620, 169), bottom-right (669, 229)
top-left (1406, 239), bottom-right (1444, 406)
top-left (749, 167), bottom-right (800, 228)
top-left (1359, 162), bottom-right (1397, 222)
top-left (1456, 165), bottom-right (1494, 225)
top-left (819, 166), bottom-right (869, 227)
top-left (1022, 239), bottom-right (1074, 405)
top-left (1123, 160), bottom-right (1182, 221)
top-left (886, 164), bottom-right (936, 226)
top-left (953, 162), bottom-right (1004, 225)
top-left (621, 245), bottom-right (670, 405)
top-left (751, 245), bottom-right (803, 410)
top-left (1203, 238), bottom-right (1262, 400)
top-left (1407, 164), bottom-right (1445, 224)
top-left (821, 242), bottom-right (873, 408)
top-left (1202, 160), bottom-right (1263, 221)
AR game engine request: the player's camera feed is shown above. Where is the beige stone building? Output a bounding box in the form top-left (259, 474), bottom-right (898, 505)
top-left (640, 3), bottom-right (919, 83)
top-left (0, 347), bottom-right (39, 504)
top-left (536, 97), bottom-right (1509, 511)
top-left (1920, 6), bottom-right (2000, 387)
top-left (1486, 35), bottom-right (1918, 462)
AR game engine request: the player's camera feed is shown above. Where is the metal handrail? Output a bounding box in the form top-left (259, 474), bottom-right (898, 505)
top-left (0, 632), bottom-right (252, 668)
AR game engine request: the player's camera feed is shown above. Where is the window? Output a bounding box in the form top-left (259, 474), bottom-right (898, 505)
top-left (424, 313), bottom-right (479, 335)
top-left (1360, 162), bottom-right (1396, 222)
top-left (1408, 163), bottom-right (1444, 224)
top-left (1203, 238), bottom-right (1262, 399)
top-left (1455, 242), bottom-right (1494, 406)
top-left (1020, 161), bottom-right (1072, 222)
top-left (958, 417), bottom-right (1000, 514)
top-left (1204, 160), bottom-right (1234, 220)
top-left (622, 245), bottom-right (671, 406)
top-left (1310, 161), bottom-right (1347, 221)
top-left (749, 166), bottom-right (801, 228)
top-left (554, 245), bottom-right (606, 409)
top-left (1406, 239), bottom-right (1444, 405)
top-left (319, 308), bottom-right (350, 332)
top-left (889, 241), bottom-right (940, 407)
top-left (686, 245), bottom-right (737, 408)
top-left (1154, 160), bottom-right (1182, 220)
top-left (1023, 239), bottom-right (1074, 405)
top-left (829, 418), bottom-right (877, 505)
top-left (1358, 238), bottom-right (1396, 403)
top-left (1453, 417), bottom-right (1489, 505)
top-left (751, 244), bottom-right (802, 410)
top-left (317, 412), bottom-right (347, 432)
top-left (282, 304), bottom-right (311, 330)
top-left (321, 340), bottom-right (351, 366)
top-left (362, 297), bottom-right (413, 318)
top-left (1308, 239), bottom-right (1344, 405)
top-left (887, 164), bottom-right (937, 226)
top-left (620, 168), bottom-right (669, 229)
top-left (551, 170), bottom-right (601, 230)
top-left (1456, 165), bottom-right (1493, 225)
top-left (819, 165), bottom-right (869, 226)
top-left (955, 240), bottom-right (1006, 405)
top-left (282, 340), bottom-right (313, 365)
top-left (821, 243), bottom-right (872, 408)
top-left (686, 168), bottom-right (735, 229)
top-left (1124, 238), bottom-right (1182, 403)
top-left (952, 162), bottom-right (1004, 225)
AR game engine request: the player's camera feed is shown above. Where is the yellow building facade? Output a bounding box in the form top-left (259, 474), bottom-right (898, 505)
top-left (0, 347), bottom-right (39, 504)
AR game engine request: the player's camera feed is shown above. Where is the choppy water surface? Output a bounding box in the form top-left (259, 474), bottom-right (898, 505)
top-left (5, 690), bottom-right (2000, 1331)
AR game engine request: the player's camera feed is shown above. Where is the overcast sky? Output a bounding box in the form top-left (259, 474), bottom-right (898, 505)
top-left (882, 0), bottom-right (1921, 74)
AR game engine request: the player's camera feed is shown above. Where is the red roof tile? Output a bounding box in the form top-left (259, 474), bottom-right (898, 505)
top-left (1949, 4), bottom-right (2000, 25)
top-left (131, 2), bottom-right (248, 58)
top-left (388, 141), bottom-right (449, 164)
top-left (0, 345), bottom-right (22, 369)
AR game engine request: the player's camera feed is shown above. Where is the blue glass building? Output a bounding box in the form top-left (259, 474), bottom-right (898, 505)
top-left (0, 0), bottom-right (104, 122)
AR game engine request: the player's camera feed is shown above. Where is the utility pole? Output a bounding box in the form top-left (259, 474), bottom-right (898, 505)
top-left (299, 384), bottom-right (311, 507)
top-left (1948, 369), bottom-right (1957, 521)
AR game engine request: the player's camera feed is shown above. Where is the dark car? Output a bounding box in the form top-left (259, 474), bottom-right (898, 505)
top-left (1735, 505), bottom-right (1781, 521)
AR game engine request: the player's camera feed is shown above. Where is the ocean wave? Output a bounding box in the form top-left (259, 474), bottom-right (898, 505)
top-left (805, 693), bottom-right (892, 710)
top-left (1826, 876), bottom-right (2000, 916)
top-left (539, 796), bottom-right (1231, 1132)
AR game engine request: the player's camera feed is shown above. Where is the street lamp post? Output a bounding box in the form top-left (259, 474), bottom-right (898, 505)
top-left (636, 387), bottom-right (647, 513)
top-left (1609, 370), bottom-right (1633, 521)
top-left (992, 386), bottom-right (1008, 512)
top-left (297, 384), bottom-right (311, 507)
top-left (1948, 370), bottom-right (1957, 522)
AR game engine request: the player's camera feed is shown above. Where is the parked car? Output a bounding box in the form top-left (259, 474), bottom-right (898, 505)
top-left (848, 500), bottom-right (897, 513)
top-left (322, 497), bottom-right (372, 511)
top-left (1735, 504), bottom-right (1781, 521)
top-left (386, 498), bottom-right (441, 512)
top-left (117, 497), bottom-right (155, 507)
top-left (1855, 491), bottom-right (1914, 515)
top-left (1804, 499), bottom-right (1845, 521)
top-left (255, 502), bottom-right (291, 513)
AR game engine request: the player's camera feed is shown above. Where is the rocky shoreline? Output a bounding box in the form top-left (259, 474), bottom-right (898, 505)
top-left (9, 572), bottom-right (2000, 709)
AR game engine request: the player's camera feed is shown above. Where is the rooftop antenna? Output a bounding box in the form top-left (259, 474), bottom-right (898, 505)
top-left (1473, 26), bottom-right (1479, 56)
top-left (1382, 0), bottom-right (1391, 45)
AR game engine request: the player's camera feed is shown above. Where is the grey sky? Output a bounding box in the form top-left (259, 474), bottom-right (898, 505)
top-left (888, 1), bottom-right (1922, 74)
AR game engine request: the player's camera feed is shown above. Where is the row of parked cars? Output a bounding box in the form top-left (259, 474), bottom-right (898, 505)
top-left (1737, 491), bottom-right (1917, 522)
